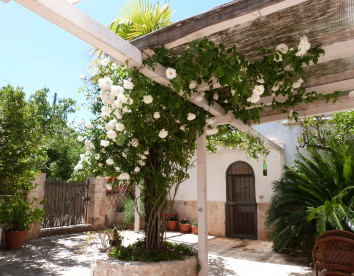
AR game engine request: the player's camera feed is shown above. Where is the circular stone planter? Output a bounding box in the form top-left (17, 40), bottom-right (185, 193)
top-left (91, 255), bottom-right (198, 276)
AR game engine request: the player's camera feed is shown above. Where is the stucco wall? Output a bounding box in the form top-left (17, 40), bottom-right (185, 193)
top-left (172, 146), bottom-right (283, 240)
top-left (253, 121), bottom-right (306, 167)
top-left (174, 146), bottom-right (283, 203)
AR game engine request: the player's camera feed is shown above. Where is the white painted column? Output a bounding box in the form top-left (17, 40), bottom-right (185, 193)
top-left (134, 185), bottom-right (140, 233)
top-left (197, 130), bottom-right (208, 276)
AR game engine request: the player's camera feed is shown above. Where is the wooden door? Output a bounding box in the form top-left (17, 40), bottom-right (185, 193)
top-left (226, 161), bottom-right (257, 239)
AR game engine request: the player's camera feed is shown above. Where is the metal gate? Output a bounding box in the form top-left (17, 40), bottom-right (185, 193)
top-left (42, 179), bottom-right (89, 228)
top-left (226, 161), bottom-right (257, 239)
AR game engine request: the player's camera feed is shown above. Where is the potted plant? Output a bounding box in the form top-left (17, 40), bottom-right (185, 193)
top-left (179, 217), bottom-right (191, 233)
top-left (165, 213), bottom-right (179, 231)
top-left (0, 186), bottom-right (45, 250)
top-left (192, 220), bottom-right (198, 235)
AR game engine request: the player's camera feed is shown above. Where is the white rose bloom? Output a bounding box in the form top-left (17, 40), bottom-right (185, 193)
top-left (105, 123), bottom-right (115, 131)
top-left (134, 167), bottom-right (140, 173)
top-left (101, 105), bottom-right (112, 116)
top-left (139, 160), bottom-right (145, 166)
top-left (101, 148), bottom-right (106, 153)
top-left (127, 97), bottom-right (133, 105)
top-left (247, 93), bottom-right (261, 104)
top-left (206, 118), bottom-right (216, 125)
top-left (114, 109), bottom-right (122, 119)
top-left (176, 120), bottom-right (180, 124)
top-left (84, 140), bottom-right (90, 146)
top-left (180, 125), bottom-right (185, 131)
top-left (100, 140), bottom-right (110, 147)
top-left (166, 67), bottom-right (177, 79)
top-left (116, 123), bottom-right (125, 132)
top-left (272, 85), bottom-right (280, 92)
top-left (131, 139), bottom-right (139, 148)
top-left (213, 93), bottom-right (219, 100)
top-left (206, 128), bottom-right (219, 136)
top-left (276, 43), bottom-right (288, 54)
top-left (106, 158), bottom-right (114, 165)
top-left (106, 184), bottom-right (112, 191)
top-left (119, 172), bottom-right (130, 180)
top-left (187, 113), bottom-right (196, 121)
top-left (109, 119), bottom-right (117, 125)
top-left (113, 100), bottom-right (122, 109)
top-left (292, 79), bottom-right (303, 89)
top-left (90, 143), bottom-right (95, 149)
top-left (231, 90), bottom-right (236, 96)
top-left (296, 36), bottom-right (311, 56)
top-left (195, 95), bottom-right (204, 102)
top-left (189, 80), bottom-right (197, 89)
top-left (107, 130), bottom-right (117, 139)
top-left (253, 85), bottom-right (265, 95)
top-left (153, 112), bottom-right (160, 119)
top-left (100, 58), bottom-right (110, 66)
top-left (274, 54), bottom-right (283, 62)
top-left (111, 85), bottom-right (124, 96)
top-left (140, 154), bottom-right (147, 160)
top-left (144, 150), bottom-right (149, 155)
top-left (122, 107), bottom-right (131, 113)
top-left (98, 77), bottom-right (112, 91)
top-left (257, 78), bottom-right (265, 84)
top-left (77, 135), bottom-right (83, 142)
top-left (86, 121), bottom-right (93, 129)
top-left (162, 173), bottom-right (166, 177)
top-left (78, 74), bottom-right (86, 80)
top-left (158, 129), bottom-right (168, 138)
top-left (95, 154), bottom-right (100, 160)
top-left (117, 94), bottom-right (127, 104)
top-left (123, 79), bottom-right (134, 90)
top-left (122, 152), bottom-right (127, 158)
top-left (115, 167), bottom-right (120, 172)
top-left (143, 95), bottom-right (153, 104)
top-left (98, 163), bottom-right (103, 167)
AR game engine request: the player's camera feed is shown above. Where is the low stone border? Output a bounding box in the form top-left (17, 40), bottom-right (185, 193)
top-left (91, 255), bottom-right (198, 276)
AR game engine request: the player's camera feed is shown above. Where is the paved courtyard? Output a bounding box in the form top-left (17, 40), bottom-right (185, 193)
top-left (0, 230), bottom-right (314, 276)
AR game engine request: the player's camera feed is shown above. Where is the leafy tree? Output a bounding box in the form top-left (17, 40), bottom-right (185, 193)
top-left (0, 85), bottom-right (42, 193)
top-left (29, 89), bottom-right (84, 180)
top-left (298, 111), bottom-right (354, 150)
top-left (266, 143), bottom-right (354, 258)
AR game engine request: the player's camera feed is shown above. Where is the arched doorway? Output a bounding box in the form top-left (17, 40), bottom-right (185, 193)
top-left (226, 161), bottom-right (257, 239)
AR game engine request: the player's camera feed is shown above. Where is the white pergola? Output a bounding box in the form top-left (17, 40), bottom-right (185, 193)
top-left (3, 1), bottom-right (354, 275)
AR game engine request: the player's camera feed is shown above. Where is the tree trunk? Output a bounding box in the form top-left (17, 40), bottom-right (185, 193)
top-left (144, 199), bottom-right (164, 252)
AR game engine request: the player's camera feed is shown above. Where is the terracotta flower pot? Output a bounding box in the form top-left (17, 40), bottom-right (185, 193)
top-left (192, 226), bottom-right (198, 235)
top-left (179, 223), bottom-right (191, 233)
top-left (167, 220), bottom-right (178, 231)
top-left (5, 230), bottom-right (27, 250)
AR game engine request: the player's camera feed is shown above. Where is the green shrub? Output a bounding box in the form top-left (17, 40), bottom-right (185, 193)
top-left (266, 142), bottom-right (354, 258)
top-left (122, 195), bottom-right (145, 225)
top-left (109, 240), bottom-right (196, 262)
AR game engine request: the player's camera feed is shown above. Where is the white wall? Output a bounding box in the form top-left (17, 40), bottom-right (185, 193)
top-left (253, 121), bottom-right (306, 167)
top-left (175, 146), bottom-right (283, 203)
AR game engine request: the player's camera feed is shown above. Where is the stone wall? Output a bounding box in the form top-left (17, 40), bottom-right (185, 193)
top-left (104, 194), bottom-right (124, 227)
top-left (27, 173), bottom-right (46, 240)
top-left (173, 200), bottom-right (271, 240)
top-left (91, 256), bottom-right (198, 276)
top-left (257, 203), bottom-right (271, 240)
top-left (173, 200), bottom-right (226, 236)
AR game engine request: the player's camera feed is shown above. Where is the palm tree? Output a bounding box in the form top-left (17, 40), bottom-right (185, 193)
top-left (266, 141), bottom-right (354, 257)
top-left (91, 0), bottom-right (173, 63)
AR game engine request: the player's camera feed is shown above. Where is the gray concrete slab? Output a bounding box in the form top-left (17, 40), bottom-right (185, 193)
top-left (0, 231), bottom-right (314, 276)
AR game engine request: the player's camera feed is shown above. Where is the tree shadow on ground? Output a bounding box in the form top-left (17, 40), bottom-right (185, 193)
top-left (209, 256), bottom-right (238, 276)
top-left (0, 233), bottom-right (94, 276)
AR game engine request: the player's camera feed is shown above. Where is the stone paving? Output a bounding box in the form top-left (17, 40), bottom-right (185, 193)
top-left (0, 230), bottom-right (314, 276)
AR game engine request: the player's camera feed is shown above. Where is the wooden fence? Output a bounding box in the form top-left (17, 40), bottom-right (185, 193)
top-left (41, 179), bottom-right (89, 228)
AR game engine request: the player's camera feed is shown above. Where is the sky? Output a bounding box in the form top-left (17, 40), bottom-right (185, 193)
top-left (0, 0), bottom-right (229, 123)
